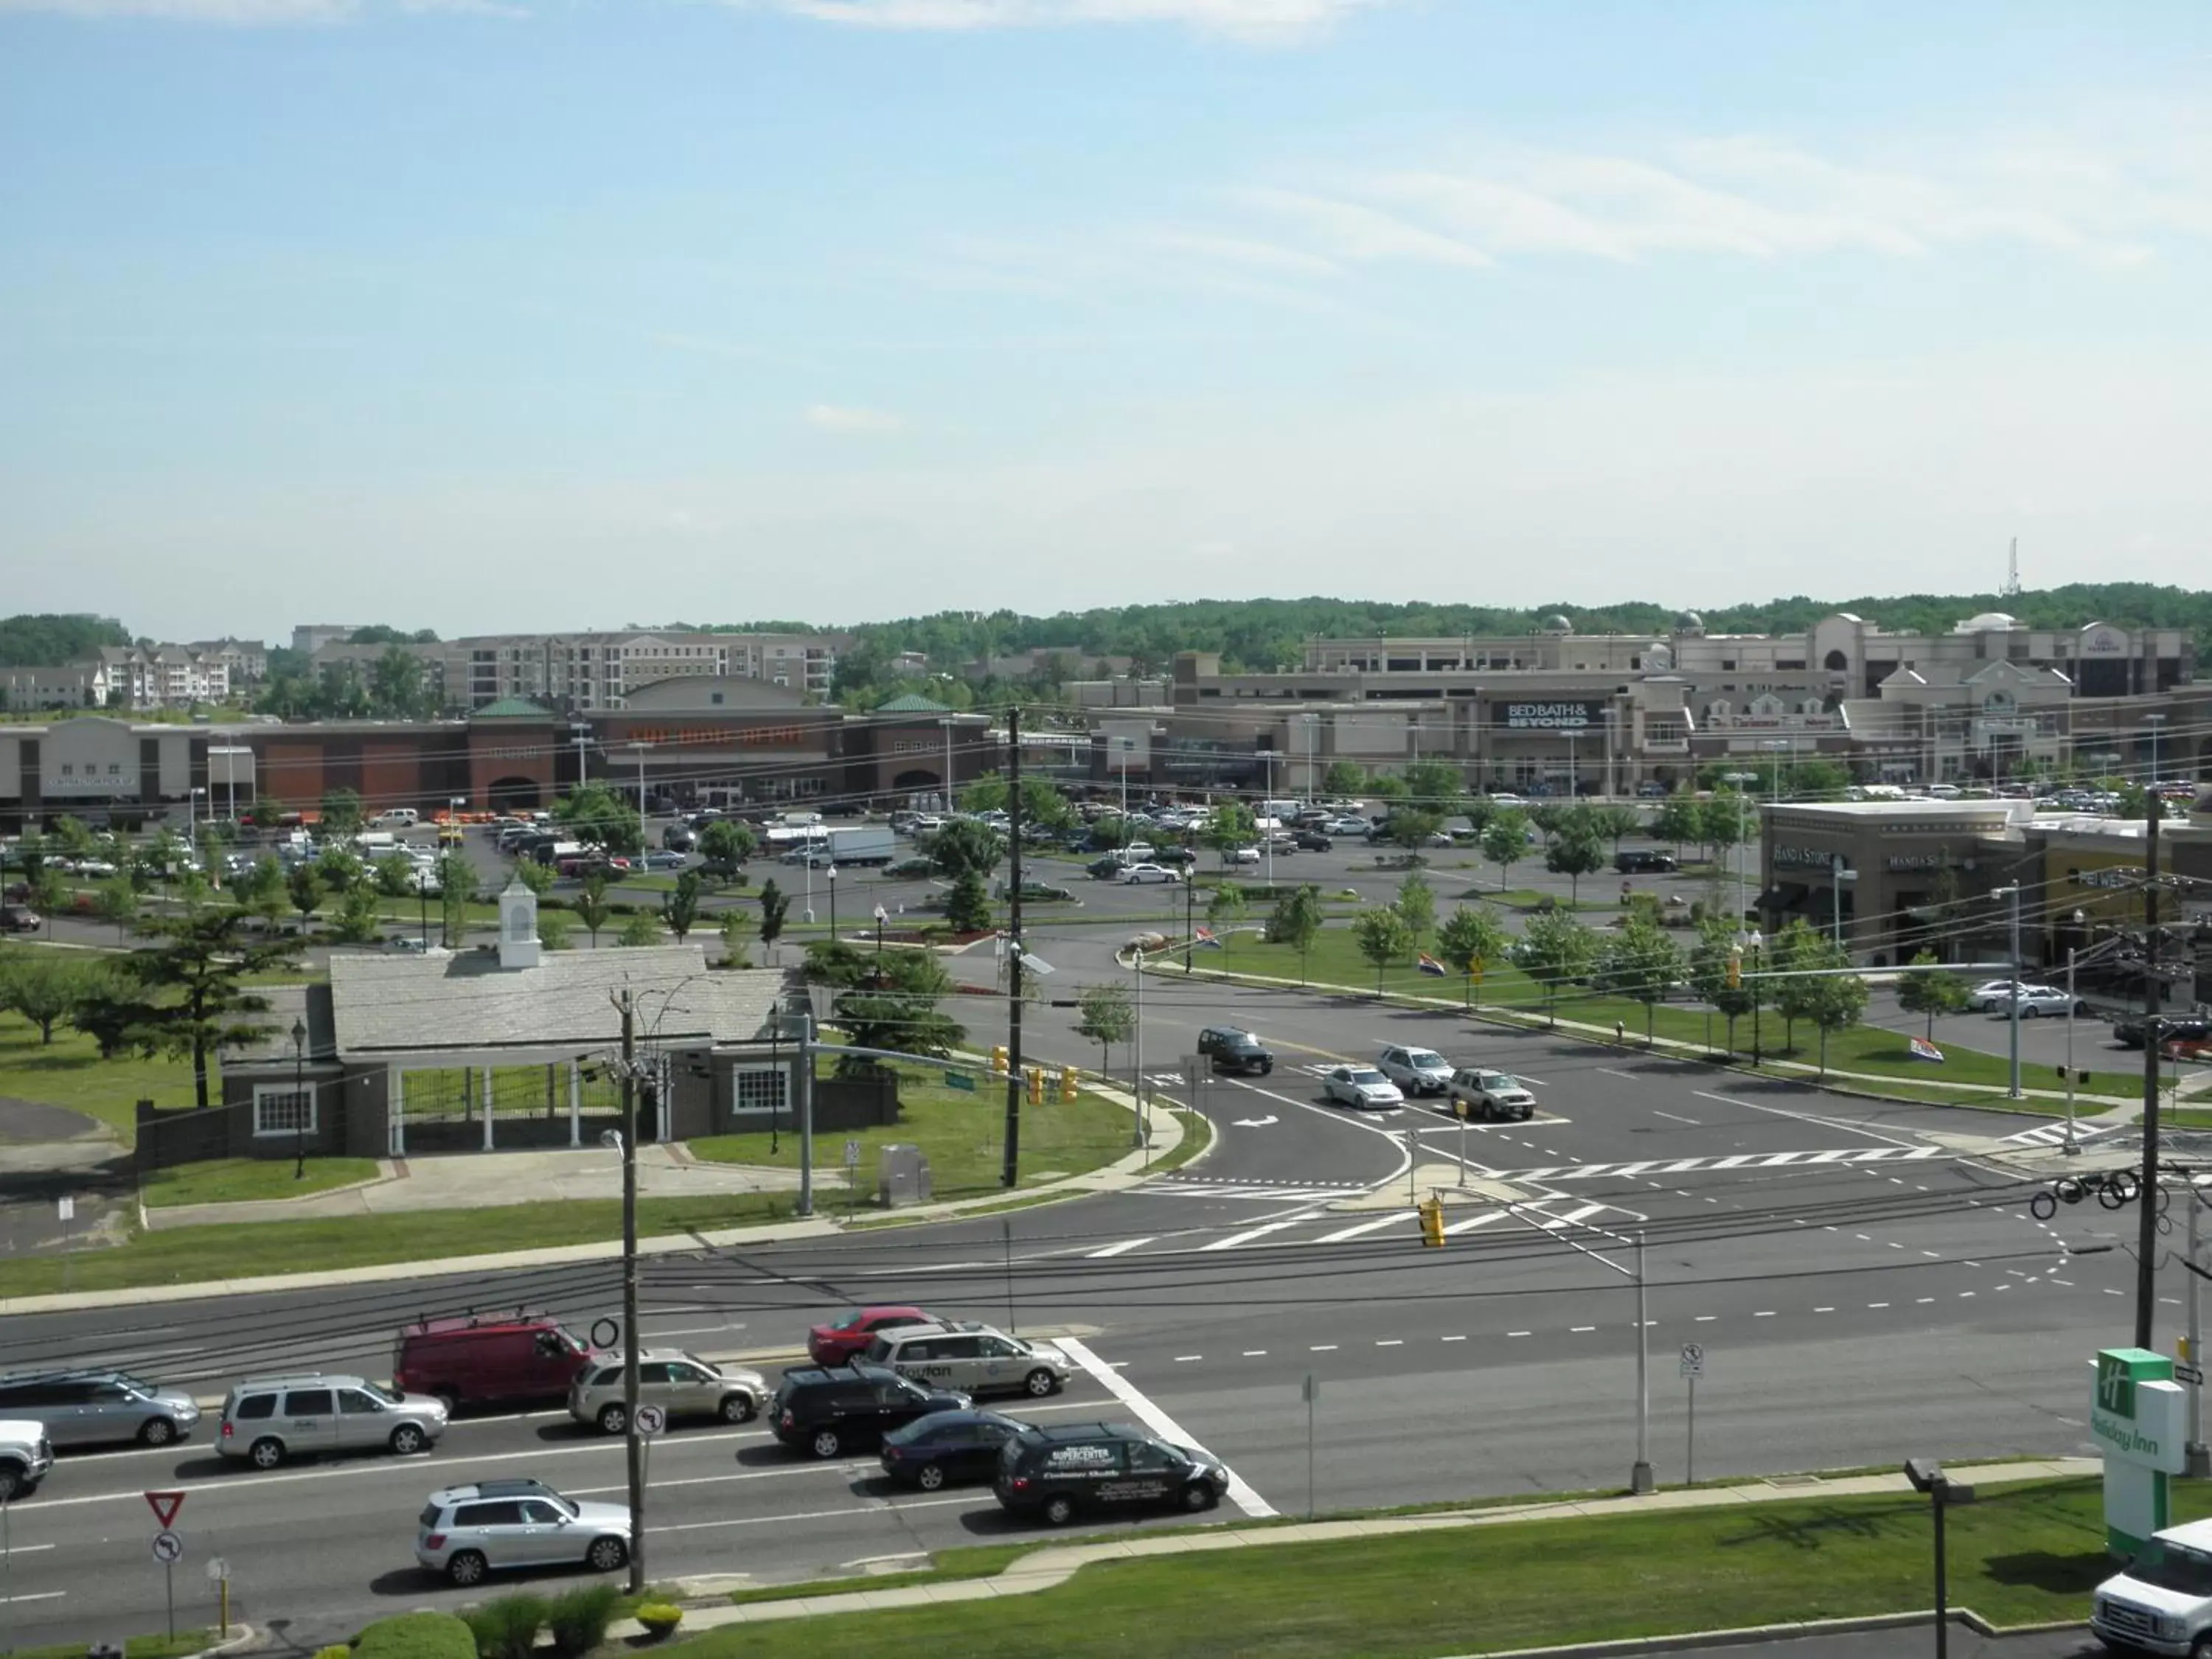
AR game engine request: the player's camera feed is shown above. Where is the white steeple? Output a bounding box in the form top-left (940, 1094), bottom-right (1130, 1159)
top-left (498, 877), bottom-right (542, 970)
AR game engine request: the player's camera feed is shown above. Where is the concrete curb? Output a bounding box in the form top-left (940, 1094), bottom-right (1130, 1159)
top-left (611, 1457), bottom-right (2101, 1639)
top-left (1429, 1608), bottom-right (2083, 1658)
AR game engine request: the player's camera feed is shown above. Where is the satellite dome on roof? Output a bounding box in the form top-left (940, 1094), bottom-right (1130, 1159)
top-left (1540, 613), bottom-right (1573, 634)
top-left (1958, 611), bottom-right (2020, 632)
top-left (1674, 610), bottom-right (1705, 635)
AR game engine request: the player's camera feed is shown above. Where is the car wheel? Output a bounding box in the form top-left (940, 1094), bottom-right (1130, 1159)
top-left (248, 1436), bottom-right (285, 1470)
top-left (138, 1416), bottom-right (178, 1447)
top-left (389, 1423), bottom-right (426, 1456)
top-left (0, 1467), bottom-right (21, 1502)
top-left (916, 1461), bottom-right (947, 1491)
top-left (597, 1402), bottom-right (630, 1434)
top-left (585, 1535), bottom-right (629, 1573)
top-left (1024, 1368), bottom-right (1060, 1397)
top-left (1180, 1481), bottom-right (1219, 1513)
top-left (1043, 1494), bottom-right (1076, 1526)
top-left (720, 1393), bottom-right (757, 1424)
top-left (433, 1391), bottom-right (460, 1418)
top-left (445, 1550), bottom-right (488, 1587)
top-left (810, 1427), bottom-right (842, 1459)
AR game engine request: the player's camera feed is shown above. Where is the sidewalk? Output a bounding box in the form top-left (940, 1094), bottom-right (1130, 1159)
top-left (627, 1456), bottom-right (2101, 1641)
top-left (0, 1084), bottom-right (1200, 1316)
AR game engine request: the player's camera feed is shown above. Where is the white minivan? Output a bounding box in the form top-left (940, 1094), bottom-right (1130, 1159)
top-left (372, 809), bottom-right (420, 828)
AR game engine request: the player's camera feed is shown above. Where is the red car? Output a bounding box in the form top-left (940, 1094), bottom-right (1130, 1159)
top-left (807, 1306), bottom-right (940, 1367)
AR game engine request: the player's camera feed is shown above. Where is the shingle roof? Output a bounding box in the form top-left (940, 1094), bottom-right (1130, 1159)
top-left (321, 947), bottom-right (787, 1057)
top-left (874, 692), bottom-right (951, 714)
top-left (470, 697), bottom-right (552, 720)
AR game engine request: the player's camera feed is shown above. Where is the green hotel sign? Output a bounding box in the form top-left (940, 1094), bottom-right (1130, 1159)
top-left (2092, 1347), bottom-right (2188, 1557)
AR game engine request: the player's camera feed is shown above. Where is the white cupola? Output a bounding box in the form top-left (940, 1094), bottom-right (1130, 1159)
top-left (498, 877), bottom-right (542, 970)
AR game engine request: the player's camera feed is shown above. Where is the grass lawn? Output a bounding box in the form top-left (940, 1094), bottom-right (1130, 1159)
top-left (138, 1155), bottom-right (384, 1208)
top-left (9, 1633), bottom-right (209, 1659)
top-left (669, 1475), bottom-right (2184, 1659)
top-left (0, 1192), bottom-right (797, 1298)
top-left (691, 1062), bottom-right (1134, 1204)
top-left (0, 1013), bottom-right (198, 1145)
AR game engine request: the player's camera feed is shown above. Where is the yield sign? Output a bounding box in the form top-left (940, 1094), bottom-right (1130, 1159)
top-left (145, 1490), bottom-right (187, 1528)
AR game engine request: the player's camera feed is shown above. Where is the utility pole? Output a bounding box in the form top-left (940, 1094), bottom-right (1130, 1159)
top-left (2004, 883), bottom-right (2023, 1099)
top-left (613, 989), bottom-right (644, 1593)
top-left (2135, 793), bottom-right (2165, 1352)
top-left (1001, 705), bottom-right (1025, 1189)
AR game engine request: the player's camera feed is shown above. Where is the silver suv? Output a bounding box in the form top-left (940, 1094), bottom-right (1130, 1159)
top-left (0, 1422), bottom-right (53, 1500)
top-left (415, 1480), bottom-right (631, 1587)
top-left (217, 1374), bottom-right (448, 1469)
top-left (862, 1324), bottom-right (1071, 1399)
top-left (0, 1371), bottom-right (201, 1449)
top-left (1377, 1046), bottom-right (1453, 1097)
top-left (566, 1349), bottom-right (768, 1435)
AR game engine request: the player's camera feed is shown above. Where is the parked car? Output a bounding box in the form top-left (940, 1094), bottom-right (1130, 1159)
top-left (1447, 1068), bottom-right (1537, 1121)
top-left (1377, 1046), bottom-right (1453, 1096)
top-left (415, 1480), bottom-right (630, 1586)
top-left (1614, 849), bottom-right (1678, 874)
top-left (0, 905), bottom-right (40, 933)
top-left (1197, 1027), bottom-right (1275, 1076)
top-left (0, 1422), bottom-right (53, 1501)
top-left (1293, 830), bottom-right (1334, 851)
top-left (879, 1410), bottom-right (1026, 1490)
top-left (1000, 880), bottom-right (1075, 903)
top-left (1121, 863), bottom-right (1181, 885)
top-left (1326, 816), bottom-right (1371, 835)
top-left (770, 1363), bottom-right (971, 1459)
top-left (1997, 984), bottom-right (2086, 1018)
top-left (1154, 846), bottom-right (1197, 868)
top-left (808, 1306), bottom-right (944, 1367)
top-left (993, 1422), bottom-right (1228, 1526)
top-left (1964, 978), bottom-right (2038, 1012)
top-left (1225, 846), bottom-right (1261, 866)
top-left (1085, 855), bottom-right (1129, 880)
top-left (393, 1312), bottom-right (594, 1411)
top-left (0, 1370), bottom-right (201, 1449)
top-left (2112, 1011), bottom-right (2212, 1048)
top-left (567, 1350), bottom-right (768, 1434)
top-left (634, 849), bottom-right (688, 872)
top-left (861, 1324), bottom-right (1071, 1399)
top-left (661, 825), bottom-right (696, 852)
top-left (885, 856), bottom-right (936, 879)
top-left (216, 1374), bottom-right (448, 1468)
top-left (1321, 1066), bottom-right (1404, 1109)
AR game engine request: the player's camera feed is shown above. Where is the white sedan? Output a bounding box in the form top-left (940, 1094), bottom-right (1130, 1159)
top-left (1322, 1066), bottom-right (1405, 1110)
top-left (1964, 978), bottom-right (2053, 1012)
top-left (1120, 863), bottom-right (1182, 885)
top-left (1996, 984), bottom-right (2085, 1018)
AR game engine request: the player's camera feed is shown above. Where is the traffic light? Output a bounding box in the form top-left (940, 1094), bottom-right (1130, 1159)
top-left (1060, 1065), bottom-right (1079, 1102)
top-left (1418, 1196), bottom-right (1446, 1248)
top-left (1027, 1066), bottom-right (1045, 1107)
top-left (1726, 948), bottom-right (1742, 990)
top-left (990, 1046), bottom-right (1009, 1075)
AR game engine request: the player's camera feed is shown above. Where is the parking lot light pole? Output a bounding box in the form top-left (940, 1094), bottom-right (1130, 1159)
top-left (290, 1017), bottom-right (307, 1180)
top-left (1904, 1459), bottom-right (1976, 1659)
top-left (1631, 1231), bottom-right (1654, 1495)
top-left (1992, 884), bottom-right (2023, 1098)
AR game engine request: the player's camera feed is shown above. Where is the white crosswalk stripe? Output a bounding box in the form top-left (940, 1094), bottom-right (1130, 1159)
top-left (1493, 1146), bottom-right (1948, 1183)
top-left (1138, 1181), bottom-right (1360, 1201)
top-left (1083, 1194), bottom-right (1646, 1260)
top-left (2001, 1121), bottom-right (2118, 1147)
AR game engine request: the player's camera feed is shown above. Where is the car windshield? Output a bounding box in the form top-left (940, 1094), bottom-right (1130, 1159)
top-left (1348, 1069), bottom-right (1388, 1085)
top-left (2129, 1541), bottom-right (2212, 1596)
top-left (1480, 1073), bottom-right (1522, 1091)
top-left (1406, 1051), bottom-right (1445, 1068)
top-left (374, 1382), bottom-right (406, 1405)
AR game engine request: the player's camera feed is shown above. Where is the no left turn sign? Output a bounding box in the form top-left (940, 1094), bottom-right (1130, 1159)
top-left (635, 1405), bottom-right (667, 1437)
top-left (150, 1531), bottom-right (184, 1564)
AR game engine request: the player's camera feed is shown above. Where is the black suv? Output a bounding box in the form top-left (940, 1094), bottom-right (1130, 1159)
top-left (1614, 849), bottom-right (1678, 874)
top-left (994, 1422), bottom-right (1229, 1526)
top-left (770, 1362), bottom-right (971, 1458)
top-left (2112, 1012), bottom-right (2211, 1050)
top-left (1293, 830), bottom-right (1334, 851)
top-left (1197, 1027), bottom-right (1274, 1076)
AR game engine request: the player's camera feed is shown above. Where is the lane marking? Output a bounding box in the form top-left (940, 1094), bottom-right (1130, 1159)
top-left (1201, 1221), bottom-right (1303, 1253)
top-left (659, 1495), bottom-right (974, 1534)
top-left (1444, 1210), bottom-right (1510, 1237)
top-left (1060, 1337), bottom-right (1276, 1519)
top-left (1086, 1237), bottom-right (1155, 1259)
top-left (1652, 1110), bottom-right (1700, 1125)
top-left (1691, 1091), bottom-right (1923, 1150)
top-left (1312, 1214), bottom-right (1412, 1245)
top-left (1375, 1339), bottom-right (1403, 1347)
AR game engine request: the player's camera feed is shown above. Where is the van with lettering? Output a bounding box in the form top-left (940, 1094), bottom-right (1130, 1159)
top-left (992, 1422), bottom-right (1228, 1526)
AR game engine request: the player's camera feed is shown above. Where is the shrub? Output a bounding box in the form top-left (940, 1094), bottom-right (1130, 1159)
top-left (636, 1603), bottom-right (684, 1639)
top-left (464, 1592), bottom-right (549, 1659)
top-left (315, 1646), bottom-right (352, 1659)
top-left (546, 1582), bottom-right (622, 1658)
top-left (355, 1613), bottom-right (474, 1659)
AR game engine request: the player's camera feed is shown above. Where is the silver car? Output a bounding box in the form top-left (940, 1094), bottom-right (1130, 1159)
top-left (567, 1349), bottom-right (768, 1435)
top-left (217, 1374), bottom-right (448, 1468)
top-left (1323, 1066), bottom-right (1405, 1109)
top-left (862, 1324), bottom-right (1071, 1399)
top-left (1377, 1046), bottom-right (1453, 1097)
top-left (1448, 1068), bottom-right (1537, 1121)
top-left (415, 1480), bottom-right (631, 1587)
top-left (0, 1370), bottom-right (202, 1449)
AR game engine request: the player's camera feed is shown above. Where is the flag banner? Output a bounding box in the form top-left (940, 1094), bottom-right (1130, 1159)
top-left (1417, 953), bottom-right (1448, 977)
top-left (1909, 1036), bottom-right (1944, 1063)
top-left (1194, 927), bottom-right (1224, 950)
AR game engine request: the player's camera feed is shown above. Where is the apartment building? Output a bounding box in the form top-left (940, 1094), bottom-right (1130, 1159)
top-left (187, 637), bottom-right (270, 684)
top-left (431, 630), bottom-right (847, 713)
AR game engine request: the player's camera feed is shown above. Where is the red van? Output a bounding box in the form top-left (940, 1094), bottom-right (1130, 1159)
top-left (393, 1314), bottom-right (594, 1411)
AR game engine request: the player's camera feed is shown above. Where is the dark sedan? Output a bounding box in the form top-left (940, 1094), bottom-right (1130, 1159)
top-left (878, 1409), bottom-right (1025, 1490)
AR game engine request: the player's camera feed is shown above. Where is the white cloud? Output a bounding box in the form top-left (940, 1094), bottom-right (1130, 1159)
top-left (804, 403), bottom-right (908, 433)
top-left (742, 0), bottom-right (1374, 44)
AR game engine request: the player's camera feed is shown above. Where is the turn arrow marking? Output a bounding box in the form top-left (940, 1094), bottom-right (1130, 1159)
top-left (1230, 1115), bottom-right (1279, 1127)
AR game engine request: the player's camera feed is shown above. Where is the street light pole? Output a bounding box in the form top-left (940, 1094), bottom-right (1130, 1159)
top-left (604, 990), bottom-right (644, 1593)
top-left (827, 863), bottom-right (838, 942)
top-left (1631, 1231), bottom-right (1653, 1494)
top-left (1993, 883), bottom-right (2023, 1099)
top-left (290, 1016), bottom-right (307, 1180)
top-left (872, 904), bottom-right (886, 978)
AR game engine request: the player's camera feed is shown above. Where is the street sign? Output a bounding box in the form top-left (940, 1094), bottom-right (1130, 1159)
top-left (2180, 1363), bottom-right (2205, 1386)
top-left (1678, 1343), bottom-right (1705, 1380)
top-left (843, 1138), bottom-right (861, 1169)
top-left (943, 1071), bottom-right (975, 1092)
top-left (150, 1531), bottom-right (184, 1564)
top-left (144, 1490), bottom-right (186, 1528)
top-left (634, 1405), bottom-right (667, 1437)
top-left (1301, 1373), bottom-right (1321, 1404)
top-left (205, 1559), bottom-right (229, 1583)
top-left (55, 1196), bottom-right (74, 1222)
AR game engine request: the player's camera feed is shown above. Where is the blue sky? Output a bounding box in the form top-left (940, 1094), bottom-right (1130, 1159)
top-left (4, 0), bottom-right (2208, 640)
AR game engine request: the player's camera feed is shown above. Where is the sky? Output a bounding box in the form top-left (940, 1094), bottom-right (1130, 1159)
top-left (4, 0), bottom-right (2210, 642)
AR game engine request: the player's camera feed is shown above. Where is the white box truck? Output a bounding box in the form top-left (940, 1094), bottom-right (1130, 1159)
top-left (824, 825), bottom-right (897, 866)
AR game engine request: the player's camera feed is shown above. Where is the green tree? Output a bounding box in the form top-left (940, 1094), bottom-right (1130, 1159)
top-left (91, 875), bottom-right (138, 943)
top-left (1768, 918), bottom-right (1826, 1054)
top-left (243, 794), bottom-right (288, 830)
top-left (1322, 759), bottom-right (1366, 796)
top-left (1370, 774), bottom-right (1411, 805)
top-left (1590, 804), bottom-right (1642, 854)
top-left (927, 818), bottom-right (1004, 880)
top-left (1807, 943), bottom-right (1870, 1076)
top-left (1352, 907), bottom-right (1413, 995)
top-left (1074, 980), bottom-right (1135, 1082)
top-left (1543, 823), bottom-right (1607, 905)
top-left (1688, 914), bottom-right (1760, 1054)
top-left (372, 853), bottom-right (418, 898)
top-left (313, 845), bottom-right (364, 895)
top-left (1896, 949), bottom-right (1969, 1038)
top-left (107, 901), bottom-right (305, 1106)
top-left (1514, 908), bottom-right (1599, 1027)
top-left (1383, 807), bottom-right (1444, 852)
top-left (757, 879), bottom-right (789, 961)
top-left (333, 884), bottom-right (383, 945)
top-left (1399, 760), bottom-right (1464, 813)
top-left (716, 906), bottom-right (754, 966)
top-left (536, 908), bottom-right (574, 951)
top-left (52, 815), bottom-right (97, 860)
top-left (1265, 883), bottom-right (1325, 984)
top-left (616, 911), bottom-right (664, 947)
top-left (319, 788), bottom-right (366, 836)
top-left (437, 852), bottom-right (477, 949)
top-left (945, 869), bottom-right (991, 933)
top-left (1597, 915), bottom-right (1686, 1043)
top-left (1435, 903), bottom-right (1509, 1008)
top-left (68, 959), bottom-right (152, 1058)
top-left (1701, 789), bottom-right (1753, 871)
top-left (1480, 810), bottom-right (1530, 891)
top-left (0, 951), bottom-right (97, 1043)
top-left (827, 950), bottom-right (966, 1071)
top-left (28, 866), bottom-right (68, 931)
top-left (961, 774), bottom-right (1072, 831)
top-left (1394, 870), bottom-right (1435, 952)
top-left (1652, 793), bottom-right (1706, 854)
top-left (554, 784), bottom-right (644, 858)
top-left (234, 856), bottom-right (287, 933)
top-left (512, 857), bottom-right (557, 898)
top-left (574, 872), bottom-right (612, 950)
top-left (1206, 801), bottom-right (1258, 869)
top-left (1205, 883), bottom-right (1248, 931)
top-left (286, 864), bottom-right (324, 930)
top-left (662, 870), bottom-right (703, 940)
top-left (699, 818), bottom-right (757, 878)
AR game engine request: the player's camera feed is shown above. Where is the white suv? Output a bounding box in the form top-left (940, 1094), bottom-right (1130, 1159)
top-left (416, 1480), bottom-right (632, 1587)
top-left (1377, 1046), bottom-right (1453, 1096)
